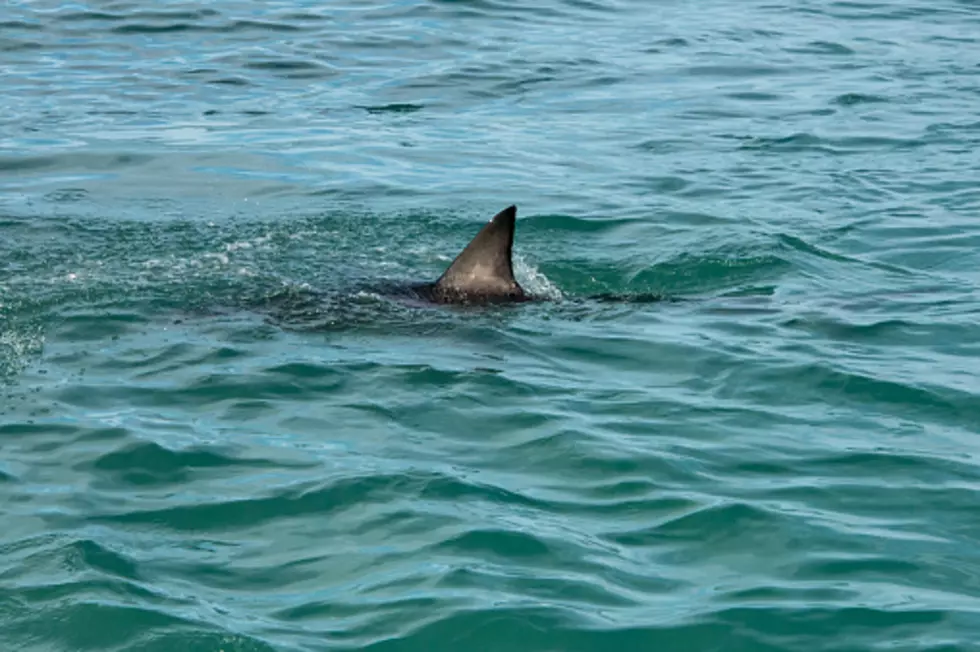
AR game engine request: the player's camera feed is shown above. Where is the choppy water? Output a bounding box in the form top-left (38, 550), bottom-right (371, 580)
top-left (3, 0), bottom-right (980, 650)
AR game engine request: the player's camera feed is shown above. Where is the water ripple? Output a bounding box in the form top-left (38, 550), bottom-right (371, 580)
top-left (3, 0), bottom-right (980, 649)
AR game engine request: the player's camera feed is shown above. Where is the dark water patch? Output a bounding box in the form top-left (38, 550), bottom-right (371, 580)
top-left (738, 132), bottom-right (832, 152)
top-left (91, 471), bottom-right (505, 533)
top-left (54, 11), bottom-right (126, 22)
top-left (521, 212), bottom-right (641, 234)
top-left (827, 1), bottom-right (973, 20)
top-left (114, 9), bottom-right (221, 22)
top-left (70, 539), bottom-right (144, 582)
top-left (632, 138), bottom-right (691, 154)
top-left (209, 76), bottom-right (252, 86)
top-left (89, 441), bottom-right (279, 487)
top-left (281, 12), bottom-right (332, 22)
top-left (677, 107), bottom-right (752, 121)
top-left (833, 92), bottom-right (889, 106)
top-left (429, 0), bottom-right (592, 21)
top-left (0, 422), bottom-right (79, 440)
top-left (103, 16), bottom-right (306, 34)
top-left (631, 174), bottom-right (691, 194)
top-left (360, 103), bottom-right (426, 115)
top-left (718, 583), bottom-right (856, 604)
top-left (0, 20), bottom-right (45, 30)
top-left (611, 501), bottom-right (778, 548)
top-left (542, 486), bottom-right (700, 520)
top-left (227, 19), bottom-right (305, 32)
top-left (657, 210), bottom-right (731, 228)
top-left (791, 40), bottom-right (856, 56)
top-left (414, 472), bottom-right (553, 513)
top-left (739, 132), bottom-right (926, 154)
top-left (0, 152), bottom-right (155, 176)
top-left (685, 64), bottom-right (793, 78)
top-left (110, 22), bottom-right (204, 34)
top-left (727, 91), bottom-right (784, 102)
top-left (435, 528), bottom-right (552, 559)
top-left (783, 313), bottom-right (977, 348)
top-left (562, 0), bottom-right (619, 15)
top-left (243, 58), bottom-right (337, 79)
top-left (655, 36), bottom-right (690, 48)
top-left (0, 39), bottom-right (44, 53)
top-left (0, 155), bottom-right (58, 172)
top-left (927, 34), bottom-right (979, 45)
top-left (795, 554), bottom-right (923, 581)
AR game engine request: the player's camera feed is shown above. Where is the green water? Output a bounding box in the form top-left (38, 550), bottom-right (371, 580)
top-left (2, 0), bottom-right (980, 650)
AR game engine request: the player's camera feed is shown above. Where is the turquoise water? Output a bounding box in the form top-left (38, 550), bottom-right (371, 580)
top-left (3, 0), bottom-right (980, 649)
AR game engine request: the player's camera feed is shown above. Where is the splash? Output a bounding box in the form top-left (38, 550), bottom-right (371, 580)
top-left (0, 322), bottom-right (44, 383)
top-left (514, 254), bottom-right (563, 301)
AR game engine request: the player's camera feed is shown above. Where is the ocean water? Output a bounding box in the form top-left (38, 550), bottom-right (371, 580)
top-left (2, 0), bottom-right (980, 649)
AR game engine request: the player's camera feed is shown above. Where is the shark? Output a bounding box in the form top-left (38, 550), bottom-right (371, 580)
top-left (249, 204), bottom-right (667, 331)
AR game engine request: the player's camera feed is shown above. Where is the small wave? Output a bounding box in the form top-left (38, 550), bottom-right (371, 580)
top-left (739, 132), bottom-right (927, 153)
top-left (88, 440), bottom-right (279, 487)
top-left (243, 58), bottom-right (337, 79)
top-left (832, 92), bottom-right (889, 106)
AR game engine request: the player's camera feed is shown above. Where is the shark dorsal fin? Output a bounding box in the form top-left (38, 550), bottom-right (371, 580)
top-left (431, 205), bottom-right (524, 301)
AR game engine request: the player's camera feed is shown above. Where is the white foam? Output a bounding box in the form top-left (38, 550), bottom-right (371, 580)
top-left (201, 253), bottom-right (230, 265)
top-left (514, 254), bottom-right (563, 300)
top-left (225, 240), bottom-right (252, 252)
top-left (0, 324), bottom-right (45, 380)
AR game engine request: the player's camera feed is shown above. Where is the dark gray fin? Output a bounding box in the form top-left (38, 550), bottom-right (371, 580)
top-left (430, 205), bottom-right (525, 302)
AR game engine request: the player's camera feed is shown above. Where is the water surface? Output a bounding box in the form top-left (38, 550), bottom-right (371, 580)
top-left (2, 0), bottom-right (980, 650)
